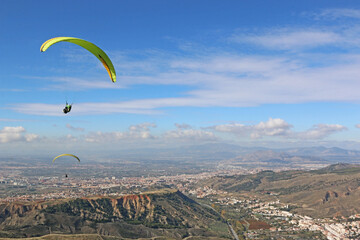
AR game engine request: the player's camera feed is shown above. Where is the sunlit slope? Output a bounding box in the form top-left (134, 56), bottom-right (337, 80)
top-left (0, 189), bottom-right (229, 239)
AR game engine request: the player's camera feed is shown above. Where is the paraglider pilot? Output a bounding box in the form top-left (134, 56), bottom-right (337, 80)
top-left (63, 102), bottom-right (72, 114)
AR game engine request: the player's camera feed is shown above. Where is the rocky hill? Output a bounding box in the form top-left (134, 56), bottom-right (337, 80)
top-left (0, 189), bottom-right (230, 239)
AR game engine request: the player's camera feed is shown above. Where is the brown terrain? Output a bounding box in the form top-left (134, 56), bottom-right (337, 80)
top-left (198, 163), bottom-right (360, 218)
top-left (0, 189), bottom-right (229, 239)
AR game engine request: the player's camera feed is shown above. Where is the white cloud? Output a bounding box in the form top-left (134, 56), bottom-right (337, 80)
top-left (210, 119), bottom-right (345, 140)
top-left (294, 124), bottom-right (347, 140)
top-left (25, 133), bottom-right (39, 142)
top-left (251, 118), bottom-right (292, 139)
top-left (0, 126), bottom-right (39, 143)
top-left (164, 124), bottom-right (217, 141)
top-left (211, 123), bottom-right (246, 134)
top-left (210, 118), bottom-right (292, 139)
top-left (84, 122), bottom-right (216, 144)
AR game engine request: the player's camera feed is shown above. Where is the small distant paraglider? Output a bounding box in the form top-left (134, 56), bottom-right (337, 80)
top-left (40, 37), bottom-right (117, 113)
top-left (52, 154), bottom-right (80, 178)
top-left (52, 153), bottom-right (80, 163)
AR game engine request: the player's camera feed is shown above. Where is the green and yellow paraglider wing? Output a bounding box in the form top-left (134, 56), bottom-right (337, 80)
top-left (52, 154), bottom-right (80, 163)
top-left (40, 37), bottom-right (116, 83)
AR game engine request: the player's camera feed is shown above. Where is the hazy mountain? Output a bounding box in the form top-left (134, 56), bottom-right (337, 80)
top-left (122, 145), bottom-right (360, 164)
top-left (105, 143), bottom-right (266, 162)
top-left (220, 149), bottom-right (329, 170)
top-left (4, 144), bottom-right (360, 165)
top-left (282, 146), bottom-right (360, 162)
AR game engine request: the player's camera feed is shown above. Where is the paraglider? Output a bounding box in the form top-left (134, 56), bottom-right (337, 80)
top-left (52, 154), bottom-right (80, 178)
top-left (52, 154), bottom-right (80, 163)
top-left (40, 37), bottom-right (116, 82)
top-left (40, 37), bottom-right (116, 114)
top-left (63, 102), bottom-right (72, 114)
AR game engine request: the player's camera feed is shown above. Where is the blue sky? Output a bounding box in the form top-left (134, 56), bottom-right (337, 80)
top-left (2, 0), bottom-right (360, 156)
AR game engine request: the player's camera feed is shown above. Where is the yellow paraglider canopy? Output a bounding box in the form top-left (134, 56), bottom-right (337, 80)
top-left (41, 37), bottom-right (116, 83)
top-left (52, 154), bottom-right (80, 163)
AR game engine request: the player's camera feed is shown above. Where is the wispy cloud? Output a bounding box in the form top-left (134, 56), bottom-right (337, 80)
top-left (175, 123), bottom-right (192, 129)
top-left (77, 122), bottom-right (216, 144)
top-left (0, 118), bottom-right (25, 122)
top-left (8, 102), bottom-right (162, 116)
top-left (209, 118), bottom-right (292, 139)
top-left (10, 50), bottom-right (360, 116)
top-left (294, 124), bottom-right (347, 140)
top-left (66, 124), bottom-right (85, 132)
top-left (9, 9), bottom-right (360, 116)
top-left (231, 29), bottom-right (341, 50)
top-left (164, 123), bottom-right (217, 141)
top-left (315, 8), bottom-right (360, 20)
top-left (85, 122), bottom-right (156, 143)
top-left (0, 89), bottom-right (27, 92)
top-left (27, 76), bottom-right (124, 91)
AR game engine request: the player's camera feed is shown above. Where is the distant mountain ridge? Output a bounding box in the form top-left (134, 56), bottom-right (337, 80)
top-left (128, 144), bottom-right (360, 164)
top-left (282, 146), bottom-right (360, 162)
top-left (3, 144), bottom-right (360, 165)
top-left (220, 149), bottom-right (328, 170)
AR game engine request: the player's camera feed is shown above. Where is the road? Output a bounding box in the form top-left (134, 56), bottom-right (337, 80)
top-left (198, 202), bottom-right (239, 240)
top-left (228, 222), bottom-right (240, 240)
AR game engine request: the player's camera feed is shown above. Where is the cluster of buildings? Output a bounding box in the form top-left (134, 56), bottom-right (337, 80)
top-left (185, 184), bottom-right (360, 240)
top-left (0, 169), bottom-right (243, 203)
top-left (187, 186), bottom-right (227, 198)
top-left (241, 198), bottom-right (360, 240)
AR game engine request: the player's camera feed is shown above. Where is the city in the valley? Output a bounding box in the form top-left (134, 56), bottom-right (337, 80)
top-left (1, 155), bottom-right (360, 240)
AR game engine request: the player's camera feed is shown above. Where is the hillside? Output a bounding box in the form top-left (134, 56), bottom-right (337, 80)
top-left (0, 189), bottom-right (230, 239)
top-left (198, 164), bottom-right (360, 218)
top-left (283, 147), bottom-right (360, 162)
